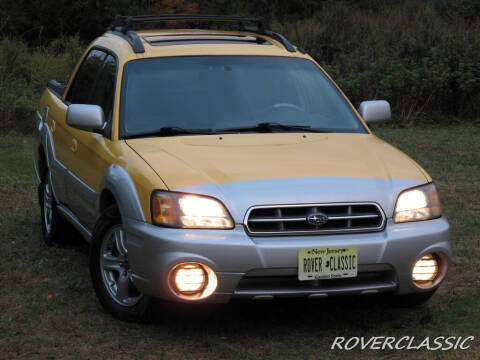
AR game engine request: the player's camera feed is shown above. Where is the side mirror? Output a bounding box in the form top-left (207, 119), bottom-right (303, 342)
top-left (66, 104), bottom-right (105, 133)
top-left (358, 100), bottom-right (391, 124)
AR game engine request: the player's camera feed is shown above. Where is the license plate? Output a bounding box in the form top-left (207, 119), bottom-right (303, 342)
top-left (298, 247), bottom-right (358, 281)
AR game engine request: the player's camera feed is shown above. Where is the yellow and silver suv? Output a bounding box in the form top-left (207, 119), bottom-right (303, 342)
top-left (33, 15), bottom-right (451, 320)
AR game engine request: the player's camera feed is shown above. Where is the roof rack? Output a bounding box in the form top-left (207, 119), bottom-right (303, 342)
top-left (106, 14), bottom-right (296, 54)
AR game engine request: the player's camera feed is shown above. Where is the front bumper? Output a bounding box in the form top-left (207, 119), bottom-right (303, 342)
top-left (123, 216), bottom-right (451, 303)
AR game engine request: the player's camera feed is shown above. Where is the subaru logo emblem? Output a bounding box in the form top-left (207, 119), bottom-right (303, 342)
top-left (307, 213), bottom-right (328, 226)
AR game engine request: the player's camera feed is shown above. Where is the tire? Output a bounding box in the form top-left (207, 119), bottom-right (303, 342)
top-left (90, 205), bottom-right (151, 321)
top-left (389, 290), bottom-right (436, 308)
top-left (38, 170), bottom-right (69, 246)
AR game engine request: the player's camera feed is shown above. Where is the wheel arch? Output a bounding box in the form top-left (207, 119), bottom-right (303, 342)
top-left (96, 164), bottom-right (146, 223)
top-left (37, 145), bottom-right (48, 181)
top-left (99, 189), bottom-right (117, 214)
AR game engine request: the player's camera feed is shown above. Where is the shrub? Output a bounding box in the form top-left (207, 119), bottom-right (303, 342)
top-left (0, 35), bottom-right (84, 133)
top-left (278, 0), bottom-right (480, 123)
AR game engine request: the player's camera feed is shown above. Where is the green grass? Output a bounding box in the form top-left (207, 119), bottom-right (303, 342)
top-left (0, 124), bottom-right (479, 359)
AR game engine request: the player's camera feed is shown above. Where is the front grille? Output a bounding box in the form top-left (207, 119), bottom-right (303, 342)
top-left (244, 203), bottom-right (385, 236)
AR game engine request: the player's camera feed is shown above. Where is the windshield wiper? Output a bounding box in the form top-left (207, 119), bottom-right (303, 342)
top-left (128, 126), bottom-right (214, 138)
top-left (216, 122), bottom-right (332, 133)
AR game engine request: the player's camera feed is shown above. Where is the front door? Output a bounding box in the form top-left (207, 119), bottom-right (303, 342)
top-left (63, 48), bottom-right (117, 229)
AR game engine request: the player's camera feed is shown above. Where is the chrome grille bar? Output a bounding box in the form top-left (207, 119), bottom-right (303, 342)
top-left (249, 217), bottom-right (309, 222)
top-left (249, 214), bottom-right (380, 222)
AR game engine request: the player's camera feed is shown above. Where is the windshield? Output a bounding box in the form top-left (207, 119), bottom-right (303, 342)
top-left (120, 56), bottom-right (366, 138)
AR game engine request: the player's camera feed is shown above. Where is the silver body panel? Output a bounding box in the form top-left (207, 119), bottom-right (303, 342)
top-left (124, 216), bottom-right (451, 302)
top-left (65, 169), bottom-right (98, 229)
top-left (66, 104), bottom-right (105, 132)
top-left (56, 204), bottom-right (93, 240)
top-left (97, 164), bottom-right (146, 223)
top-left (33, 108), bottom-right (69, 204)
top-left (358, 100), bottom-right (391, 124)
top-left (173, 176), bottom-right (423, 223)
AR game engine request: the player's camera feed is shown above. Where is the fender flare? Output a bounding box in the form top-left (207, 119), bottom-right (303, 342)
top-left (35, 107), bottom-right (66, 203)
top-left (96, 164), bottom-right (146, 223)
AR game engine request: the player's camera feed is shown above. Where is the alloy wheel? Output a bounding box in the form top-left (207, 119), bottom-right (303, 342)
top-left (99, 225), bottom-right (143, 306)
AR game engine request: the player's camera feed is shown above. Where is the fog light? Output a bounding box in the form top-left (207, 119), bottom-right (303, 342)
top-left (169, 262), bottom-right (218, 300)
top-left (412, 254), bottom-right (439, 284)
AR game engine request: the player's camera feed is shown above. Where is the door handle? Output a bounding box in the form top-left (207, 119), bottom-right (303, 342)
top-left (71, 138), bottom-right (78, 153)
top-left (50, 119), bottom-right (56, 133)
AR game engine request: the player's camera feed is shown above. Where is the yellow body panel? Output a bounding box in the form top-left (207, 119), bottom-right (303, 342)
top-left (126, 133), bottom-right (430, 191)
top-left (39, 28), bottom-right (429, 223)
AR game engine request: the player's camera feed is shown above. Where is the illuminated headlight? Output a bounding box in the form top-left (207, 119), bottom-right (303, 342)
top-left (169, 262), bottom-right (218, 300)
top-left (152, 191), bottom-right (234, 229)
top-left (394, 183), bottom-right (442, 223)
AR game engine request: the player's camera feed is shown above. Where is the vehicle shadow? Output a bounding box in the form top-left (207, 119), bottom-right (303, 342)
top-left (151, 293), bottom-right (428, 336)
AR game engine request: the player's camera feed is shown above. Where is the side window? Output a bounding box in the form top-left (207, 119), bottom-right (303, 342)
top-left (66, 49), bottom-right (106, 104)
top-left (90, 55), bottom-right (117, 122)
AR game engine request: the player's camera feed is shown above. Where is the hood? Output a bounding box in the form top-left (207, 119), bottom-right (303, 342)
top-left (126, 133), bottom-right (429, 222)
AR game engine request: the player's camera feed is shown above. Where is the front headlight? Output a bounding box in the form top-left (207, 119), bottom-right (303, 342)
top-left (151, 191), bottom-right (234, 229)
top-left (394, 183), bottom-right (442, 223)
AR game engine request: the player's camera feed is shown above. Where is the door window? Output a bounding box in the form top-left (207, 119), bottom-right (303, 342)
top-left (66, 49), bottom-right (106, 104)
top-left (90, 55), bottom-right (117, 123)
top-left (65, 49), bottom-right (118, 137)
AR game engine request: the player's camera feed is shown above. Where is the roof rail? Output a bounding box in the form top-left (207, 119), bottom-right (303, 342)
top-left (106, 14), bottom-right (296, 53)
top-left (263, 30), bottom-right (296, 52)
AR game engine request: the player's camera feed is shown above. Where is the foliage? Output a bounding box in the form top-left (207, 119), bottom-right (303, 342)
top-left (277, 1), bottom-right (480, 122)
top-left (0, 0), bottom-right (479, 132)
top-left (0, 0), bottom-right (153, 46)
top-left (0, 35), bottom-right (84, 132)
top-left (153, 0), bottom-right (199, 14)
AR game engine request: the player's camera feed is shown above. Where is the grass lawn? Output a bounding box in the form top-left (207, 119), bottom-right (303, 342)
top-left (0, 124), bottom-right (479, 359)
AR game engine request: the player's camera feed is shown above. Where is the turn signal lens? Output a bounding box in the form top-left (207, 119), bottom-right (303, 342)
top-left (412, 254), bottom-right (439, 282)
top-left (152, 193), bottom-right (179, 226)
top-left (169, 262), bottom-right (218, 300)
top-left (152, 191), bottom-right (234, 229)
top-left (394, 183), bottom-right (442, 223)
